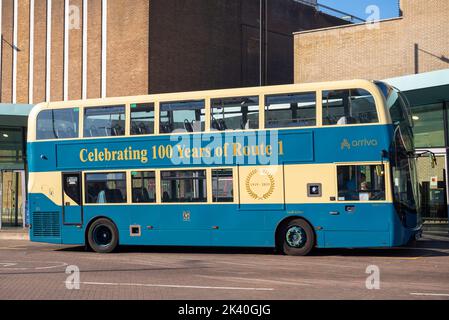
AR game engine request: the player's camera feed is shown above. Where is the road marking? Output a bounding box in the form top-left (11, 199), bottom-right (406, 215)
top-left (0, 263), bottom-right (17, 267)
top-left (0, 261), bottom-right (68, 271)
top-left (410, 292), bottom-right (449, 297)
top-left (80, 281), bottom-right (274, 291)
top-left (196, 275), bottom-right (311, 287)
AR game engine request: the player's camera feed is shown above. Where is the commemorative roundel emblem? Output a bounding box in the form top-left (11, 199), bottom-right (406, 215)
top-left (245, 169), bottom-right (276, 200)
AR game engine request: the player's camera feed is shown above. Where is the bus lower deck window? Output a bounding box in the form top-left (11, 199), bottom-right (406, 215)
top-left (161, 170), bottom-right (207, 203)
top-left (85, 172), bottom-right (127, 204)
top-left (132, 171), bottom-right (156, 203)
top-left (337, 165), bottom-right (386, 201)
top-left (212, 169), bottom-right (234, 202)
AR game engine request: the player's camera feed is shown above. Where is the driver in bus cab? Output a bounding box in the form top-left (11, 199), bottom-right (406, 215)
top-left (345, 172), bottom-right (370, 200)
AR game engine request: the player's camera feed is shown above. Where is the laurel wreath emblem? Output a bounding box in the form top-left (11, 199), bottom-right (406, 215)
top-left (245, 169), bottom-right (276, 200)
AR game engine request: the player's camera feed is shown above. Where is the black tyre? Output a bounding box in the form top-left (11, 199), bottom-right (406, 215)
top-left (87, 218), bottom-right (119, 253)
top-left (278, 219), bottom-right (315, 256)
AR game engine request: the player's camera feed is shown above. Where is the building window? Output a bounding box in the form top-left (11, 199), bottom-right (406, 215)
top-left (131, 103), bottom-right (155, 135)
top-left (132, 171), bottom-right (156, 203)
top-left (337, 165), bottom-right (386, 201)
top-left (84, 105), bottom-right (126, 138)
top-left (160, 100), bottom-right (205, 134)
top-left (0, 127), bottom-right (25, 164)
top-left (323, 89), bottom-right (378, 125)
top-left (85, 172), bottom-right (127, 204)
top-left (265, 92), bottom-right (316, 128)
top-left (37, 108), bottom-right (79, 140)
top-left (411, 103), bottom-right (445, 148)
top-left (212, 169), bottom-right (234, 203)
top-left (211, 96), bottom-right (259, 131)
top-left (161, 170), bottom-right (207, 203)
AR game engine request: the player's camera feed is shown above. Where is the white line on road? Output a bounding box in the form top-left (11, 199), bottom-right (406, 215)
top-left (79, 281), bottom-right (274, 291)
top-left (410, 292), bottom-right (449, 297)
top-left (196, 275), bottom-right (312, 287)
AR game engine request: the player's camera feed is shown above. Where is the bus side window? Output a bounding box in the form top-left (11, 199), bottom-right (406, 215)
top-left (132, 171), bottom-right (156, 203)
top-left (159, 100), bottom-right (205, 134)
top-left (160, 170), bottom-right (207, 203)
top-left (84, 105), bottom-right (126, 138)
top-left (131, 103), bottom-right (155, 135)
top-left (265, 92), bottom-right (316, 129)
top-left (36, 108), bottom-right (79, 140)
top-left (212, 169), bottom-right (234, 203)
top-left (337, 165), bottom-right (386, 201)
top-left (322, 89), bottom-right (379, 126)
top-left (211, 96), bottom-right (259, 131)
top-left (85, 172), bottom-right (127, 204)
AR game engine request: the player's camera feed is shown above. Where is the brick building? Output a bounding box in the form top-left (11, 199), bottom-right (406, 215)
top-left (0, 0), bottom-right (346, 105)
top-left (293, 0), bottom-right (449, 83)
top-left (293, 0), bottom-right (449, 228)
top-left (0, 0), bottom-right (346, 229)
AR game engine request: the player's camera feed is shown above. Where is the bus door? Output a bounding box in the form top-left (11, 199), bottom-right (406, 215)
top-left (62, 172), bottom-right (83, 225)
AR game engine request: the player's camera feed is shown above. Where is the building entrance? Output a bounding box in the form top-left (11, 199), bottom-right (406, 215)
top-left (0, 170), bottom-right (26, 229)
top-left (416, 150), bottom-right (449, 226)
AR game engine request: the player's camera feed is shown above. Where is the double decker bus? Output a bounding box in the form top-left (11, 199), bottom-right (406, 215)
top-left (27, 79), bottom-right (422, 256)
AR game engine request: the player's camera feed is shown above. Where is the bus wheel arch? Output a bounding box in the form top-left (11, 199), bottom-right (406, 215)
top-left (275, 216), bottom-right (316, 256)
top-left (85, 217), bottom-right (119, 253)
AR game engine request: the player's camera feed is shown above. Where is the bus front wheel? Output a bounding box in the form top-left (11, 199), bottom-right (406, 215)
top-left (278, 219), bottom-right (315, 256)
top-left (87, 218), bottom-right (119, 253)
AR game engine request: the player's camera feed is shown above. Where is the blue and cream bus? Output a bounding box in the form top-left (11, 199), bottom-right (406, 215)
top-left (27, 80), bottom-right (422, 255)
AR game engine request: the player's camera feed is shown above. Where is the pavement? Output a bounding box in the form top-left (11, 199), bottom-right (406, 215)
top-left (0, 228), bottom-right (29, 241)
top-left (0, 234), bottom-right (449, 300)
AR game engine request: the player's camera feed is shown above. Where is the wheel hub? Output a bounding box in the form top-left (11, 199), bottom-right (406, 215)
top-left (286, 226), bottom-right (307, 248)
top-left (93, 226), bottom-right (113, 247)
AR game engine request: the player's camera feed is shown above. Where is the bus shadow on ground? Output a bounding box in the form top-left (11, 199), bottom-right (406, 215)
top-left (57, 239), bottom-right (449, 258)
top-left (312, 239), bottom-right (449, 257)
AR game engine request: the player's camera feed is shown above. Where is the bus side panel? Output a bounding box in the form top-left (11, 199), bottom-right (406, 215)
top-left (73, 203), bottom-right (395, 249)
top-left (29, 194), bottom-right (63, 244)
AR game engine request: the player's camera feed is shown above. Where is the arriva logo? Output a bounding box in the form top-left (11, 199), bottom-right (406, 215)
top-left (341, 138), bottom-right (379, 150)
top-left (341, 139), bottom-right (351, 150)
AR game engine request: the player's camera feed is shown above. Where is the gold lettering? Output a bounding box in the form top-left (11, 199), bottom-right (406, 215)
top-left (233, 143), bottom-right (242, 156)
top-left (141, 150), bottom-right (148, 163)
top-left (80, 149), bottom-right (88, 162)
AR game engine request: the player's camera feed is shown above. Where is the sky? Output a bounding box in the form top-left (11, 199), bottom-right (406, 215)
top-left (318, 0), bottom-right (400, 21)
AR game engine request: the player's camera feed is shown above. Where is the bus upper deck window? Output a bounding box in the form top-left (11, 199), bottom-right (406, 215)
top-left (131, 103), bottom-right (155, 135)
top-left (159, 100), bottom-right (205, 134)
top-left (322, 89), bottom-right (379, 126)
top-left (265, 92), bottom-right (316, 129)
top-left (211, 96), bottom-right (259, 131)
top-left (84, 105), bottom-right (126, 138)
top-left (36, 108), bottom-right (79, 140)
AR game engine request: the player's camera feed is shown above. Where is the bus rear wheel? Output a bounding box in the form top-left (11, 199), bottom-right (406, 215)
top-left (87, 218), bottom-right (119, 253)
top-left (279, 219), bottom-right (315, 256)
